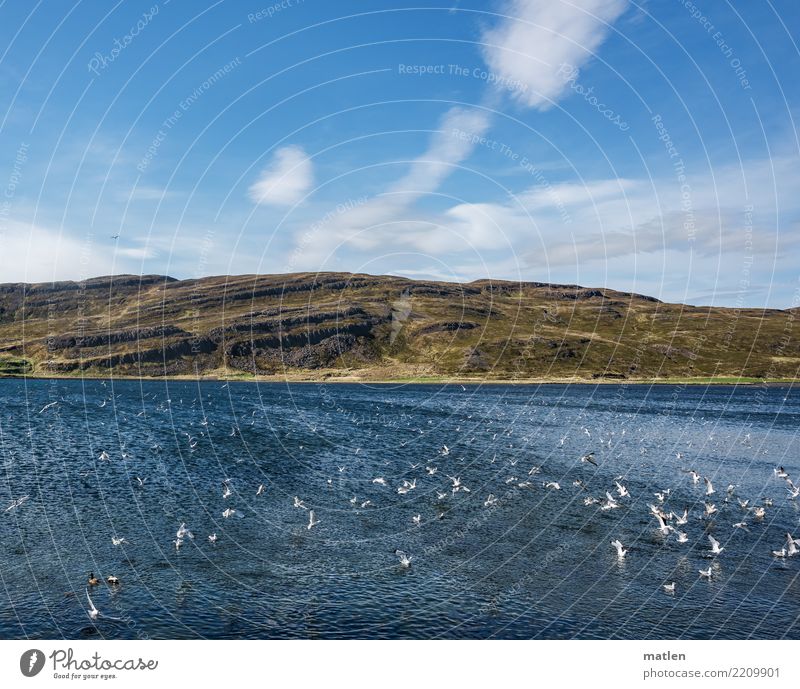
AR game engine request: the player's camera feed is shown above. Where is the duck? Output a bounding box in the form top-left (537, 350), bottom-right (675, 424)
top-left (106, 575), bottom-right (120, 585)
top-left (88, 572), bottom-right (100, 586)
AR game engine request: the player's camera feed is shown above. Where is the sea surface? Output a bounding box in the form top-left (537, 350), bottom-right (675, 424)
top-left (1, 378), bottom-right (799, 640)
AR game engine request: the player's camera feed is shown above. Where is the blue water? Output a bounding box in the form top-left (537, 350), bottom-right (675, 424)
top-left (1, 379), bottom-right (799, 639)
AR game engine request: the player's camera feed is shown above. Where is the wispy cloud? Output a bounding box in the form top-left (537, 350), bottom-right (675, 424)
top-left (248, 145), bottom-right (314, 206)
top-left (481, 0), bottom-right (628, 109)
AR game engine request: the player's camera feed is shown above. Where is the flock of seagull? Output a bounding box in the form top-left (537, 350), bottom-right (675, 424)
top-left (608, 462), bottom-right (800, 593)
top-left (4, 386), bottom-right (800, 626)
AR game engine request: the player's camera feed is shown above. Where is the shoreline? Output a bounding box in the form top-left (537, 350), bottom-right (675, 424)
top-left (0, 372), bottom-right (796, 387)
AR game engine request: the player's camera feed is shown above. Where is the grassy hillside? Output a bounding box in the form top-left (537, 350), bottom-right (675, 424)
top-left (0, 272), bottom-right (797, 382)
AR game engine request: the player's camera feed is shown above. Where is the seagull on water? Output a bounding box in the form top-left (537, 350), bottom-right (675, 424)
top-left (208, 533), bottom-right (218, 543)
top-left (372, 477), bottom-right (387, 486)
top-left (412, 514), bottom-right (422, 525)
top-left (86, 589), bottom-right (100, 620)
top-left (394, 549), bottom-right (412, 568)
top-left (699, 567), bottom-right (713, 579)
top-left (611, 539), bottom-right (627, 559)
top-left (111, 537), bottom-right (127, 546)
top-left (663, 582), bottom-right (676, 594)
top-left (704, 477), bottom-right (715, 496)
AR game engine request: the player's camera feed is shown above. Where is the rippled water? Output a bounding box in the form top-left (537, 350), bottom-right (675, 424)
top-left (1, 378), bottom-right (798, 639)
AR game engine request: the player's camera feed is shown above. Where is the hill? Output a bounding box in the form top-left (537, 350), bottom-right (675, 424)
top-left (0, 272), bottom-right (797, 382)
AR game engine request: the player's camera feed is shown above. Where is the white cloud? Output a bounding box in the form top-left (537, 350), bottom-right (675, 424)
top-left (297, 107), bottom-right (492, 262)
top-left (481, 0), bottom-right (628, 109)
top-left (248, 145), bottom-right (314, 206)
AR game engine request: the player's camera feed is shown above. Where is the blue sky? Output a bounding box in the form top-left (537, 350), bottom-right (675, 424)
top-left (0, 0), bottom-right (798, 307)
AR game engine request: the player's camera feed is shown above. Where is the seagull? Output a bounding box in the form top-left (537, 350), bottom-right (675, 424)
top-left (222, 484), bottom-right (233, 499)
top-left (732, 521), bottom-right (749, 531)
top-left (580, 452), bottom-right (597, 466)
top-left (654, 512), bottom-right (672, 535)
top-left (176, 523), bottom-right (194, 540)
top-left (222, 508), bottom-right (241, 519)
top-left (683, 469), bottom-right (701, 484)
top-left (86, 589), bottom-right (100, 620)
top-left (426, 466), bottom-right (438, 475)
top-left (611, 539), bottom-right (627, 559)
top-left (663, 582), bottom-right (676, 594)
top-left (673, 508), bottom-right (689, 525)
top-left (256, 484), bottom-right (266, 496)
top-left (360, 500), bottom-right (372, 508)
top-left (293, 496), bottom-right (308, 509)
top-left (38, 401), bottom-right (59, 414)
top-left (615, 481), bottom-right (629, 498)
top-left (135, 476), bottom-right (147, 487)
top-left (436, 491), bottom-right (448, 501)
top-left (752, 506), bottom-right (766, 520)
top-left (111, 537), bottom-right (127, 546)
top-left (4, 496), bottom-right (29, 512)
top-left (601, 492), bottom-right (621, 511)
top-left (208, 533), bottom-right (218, 543)
top-left (484, 494), bottom-right (498, 507)
top-left (544, 481), bottom-right (561, 491)
top-left (528, 466), bottom-right (542, 476)
top-left (738, 498), bottom-right (750, 509)
top-left (676, 531), bottom-right (689, 543)
top-left (708, 534), bottom-right (724, 555)
top-left (772, 547), bottom-right (787, 558)
top-left (440, 445), bottom-right (450, 456)
top-left (106, 575), bottom-right (120, 585)
top-left (307, 510), bottom-right (319, 529)
top-left (699, 567), bottom-right (713, 579)
top-left (98, 451), bottom-right (110, 462)
top-left (786, 534), bottom-right (799, 557)
top-left (394, 549), bottom-right (412, 568)
top-left (704, 502), bottom-right (718, 517)
top-left (372, 478), bottom-right (387, 486)
top-left (704, 477), bottom-right (715, 496)
top-left (412, 514), bottom-right (422, 525)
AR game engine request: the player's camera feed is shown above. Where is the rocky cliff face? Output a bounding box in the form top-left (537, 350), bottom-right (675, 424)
top-left (0, 272), bottom-right (796, 380)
